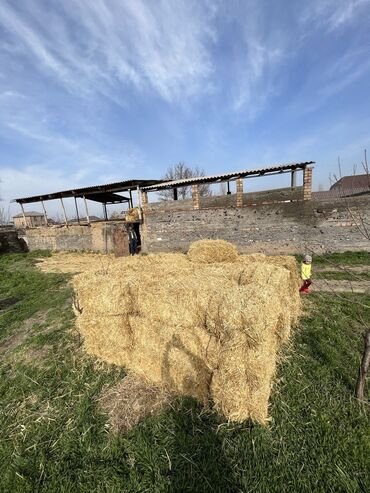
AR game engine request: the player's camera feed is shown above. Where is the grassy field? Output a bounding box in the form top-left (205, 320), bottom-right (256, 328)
top-left (0, 252), bottom-right (369, 493)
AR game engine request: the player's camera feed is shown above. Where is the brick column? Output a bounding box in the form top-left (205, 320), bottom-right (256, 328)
top-left (140, 190), bottom-right (148, 208)
top-left (236, 178), bottom-right (244, 207)
top-left (303, 167), bottom-right (313, 201)
top-left (192, 184), bottom-right (200, 210)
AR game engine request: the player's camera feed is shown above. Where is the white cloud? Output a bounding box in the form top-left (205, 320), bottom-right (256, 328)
top-left (300, 0), bottom-right (370, 31)
top-left (0, 0), bottom-right (216, 104)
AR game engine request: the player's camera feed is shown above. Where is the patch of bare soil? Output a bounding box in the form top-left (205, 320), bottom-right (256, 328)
top-left (0, 310), bottom-right (50, 355)
top-left (99, 373), bottom-right (171, 434)
top-left (313, 280), bottom-right (370, 294)
top-left (13, 345), bottom-right (51, 368)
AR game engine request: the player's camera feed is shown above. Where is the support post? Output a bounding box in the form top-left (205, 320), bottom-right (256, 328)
top-left (103, 203), bottom-right (108, 221)
top-left (140, 190), bottom-right (148, 209)
top-left (60, 198), bottom-right (69, 227)
top-left (129, 189), bottom-right (133, 208)
top-left (173, 187), bottom-right (178, 200)
top-left (83, 195), bottom-right (90, 224)
top-left (303, 167), bottom-right (313, 201)
top-left (227, 181), bottom-right (231, 195)
top-left (20, 203), bottom-right (27, 228)
top-left (291, 169), bottom-right (297, 188)
top-left (192, 184), bottom-right (200, 210)
top-left (136, 187), bottom-right (143, 221)
top-left (40, 200), bottom-right (48, 226)
top-left (74, 196), bottom-right (80, 224)
top-left (236, 178), bottom-right (244, 207)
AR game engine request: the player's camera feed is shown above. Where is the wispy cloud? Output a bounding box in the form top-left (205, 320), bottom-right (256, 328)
top-left (0, 0), bottom-right (216, 104)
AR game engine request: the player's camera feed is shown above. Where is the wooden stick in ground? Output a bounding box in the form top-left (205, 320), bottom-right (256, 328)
top-left (355, 328), bottom-right (370, 400)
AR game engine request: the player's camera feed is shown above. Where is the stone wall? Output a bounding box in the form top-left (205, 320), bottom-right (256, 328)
top-left (0, 228), bottom-right (28, 253)
top-left (141, 195), bottom-right (370, 254)
top-left (24, 221), bottom-right (128, 253)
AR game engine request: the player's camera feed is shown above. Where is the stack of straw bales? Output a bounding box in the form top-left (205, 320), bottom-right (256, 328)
top-left (72, 241), bottom-right (301, 424)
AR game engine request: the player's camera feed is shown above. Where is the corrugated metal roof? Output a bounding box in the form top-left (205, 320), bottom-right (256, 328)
top-left (12, 179), bottom-right (163, 204)
top-left (141, 162), bottom-right (315, 191)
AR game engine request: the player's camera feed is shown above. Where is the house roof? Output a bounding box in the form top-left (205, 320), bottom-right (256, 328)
top-left (330, 174), bottom-right (370, 190)
top-left (13, 211), bottom-right (44, 218)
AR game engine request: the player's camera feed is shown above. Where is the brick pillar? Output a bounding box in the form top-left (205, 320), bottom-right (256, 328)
top-left (192, 184), bottom-right (200, 210)
top-left (236, 178), bottom-right (244, 207)
top-left (303, 167), bottom-right (313, 201)
top-left (140, 190), bottom-right (148, 208)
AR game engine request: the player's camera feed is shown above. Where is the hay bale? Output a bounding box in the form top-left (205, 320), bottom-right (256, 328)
top-left (73, 250), bottom-right (301, 424)
top-left (188, 239), bottom-right (239, 263)
top-left (125, 208), bottom-right (140, 222)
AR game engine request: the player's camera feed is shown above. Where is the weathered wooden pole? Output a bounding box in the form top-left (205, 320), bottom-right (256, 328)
top-left (74, 196), bottom-right (80, 224)
top-left (103, 203), bottom-right (108, 221)
top-left (40, 200), bottom-right (48, 226)
top-left (129, 189), bottom-right (133, 208)
top-left (173, 187), bottom-right (178, 200)
top-left (60, 198), bottom-right (69, 227)
top-left (83, 195), bottom-right (90, 224)
top-left (20, 203), bottom-right (27, 227)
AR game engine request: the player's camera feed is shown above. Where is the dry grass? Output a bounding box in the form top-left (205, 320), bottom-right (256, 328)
top-left (37, 243), bottom-right (302, 424)
top-left (99, 373), bottom-right (171, 434)
top-left (36, 251), bottom-right (117, 274)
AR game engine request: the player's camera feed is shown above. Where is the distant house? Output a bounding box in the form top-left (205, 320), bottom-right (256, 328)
top-left (13, 211), bottom-right (45, 228)
top-left (330, 174), bottom-right (370, 191)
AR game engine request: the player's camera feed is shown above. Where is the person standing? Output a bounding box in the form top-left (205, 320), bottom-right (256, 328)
top-left (299, 254), bottom-right (312, 294)
top-left (128, 225), bottom-right (138, 255)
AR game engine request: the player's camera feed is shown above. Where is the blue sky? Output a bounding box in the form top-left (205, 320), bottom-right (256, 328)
top-left (1, 0), bottom-right (370, 217)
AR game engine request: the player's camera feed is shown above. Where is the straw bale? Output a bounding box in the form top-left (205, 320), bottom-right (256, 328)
top-left (125, 207), bottom-right (140, 222)
top-left (187, 239), bottom-right (239, 263)
top-left (72, 246), bottom-right (301, 424)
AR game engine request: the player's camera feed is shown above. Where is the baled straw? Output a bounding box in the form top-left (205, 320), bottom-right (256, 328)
top-left (125, 208), bottom-right (140, 222)
top-left (70, 244), bottom-right (301, 424)
top-left (188, 239), bottom-right (239, 263)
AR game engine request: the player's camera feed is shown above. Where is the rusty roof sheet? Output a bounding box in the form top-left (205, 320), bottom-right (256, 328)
top-left (12, 179), bottom-right (164, 204)
top-left (141, 162), bottom-right (315, 191)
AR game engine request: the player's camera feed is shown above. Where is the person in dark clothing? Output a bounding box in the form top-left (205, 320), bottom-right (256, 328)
top-left (128, 225), bottom-right (138, 255)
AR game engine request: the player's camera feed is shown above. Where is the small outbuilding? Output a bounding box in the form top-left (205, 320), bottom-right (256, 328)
top-left (13, 211), bottom-right (45, 229)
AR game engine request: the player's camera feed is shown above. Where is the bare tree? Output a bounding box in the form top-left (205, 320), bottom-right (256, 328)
top-left (328, 150), bottom-right (370, 399)
top-left (159, 163), bottom-right (212, 201)
top-left (0, 205), bottom-right (11, 226)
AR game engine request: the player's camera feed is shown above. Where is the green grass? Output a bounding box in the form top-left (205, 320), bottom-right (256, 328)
top-left (1, 252), bottom-right (369, 492)
top-left (315, 271), bottom-right (370, 281)
top-left (296, 251), bottom-right (370, 266)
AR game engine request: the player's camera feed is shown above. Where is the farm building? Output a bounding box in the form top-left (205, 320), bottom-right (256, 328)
top-left (13, 211), bottom-right (45, 228)
top-left (10, 161), bottom-right (370, 255)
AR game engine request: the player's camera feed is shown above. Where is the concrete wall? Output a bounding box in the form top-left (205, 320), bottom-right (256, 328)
top-left (24, 221), bottom-right (128, 253)
top-left (0, 228), bottom-right (28, 253)
top-left (141, 195), bottom-right (370, 254)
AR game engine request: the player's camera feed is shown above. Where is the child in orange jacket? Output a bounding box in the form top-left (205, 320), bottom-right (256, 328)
top-left (299, 254), bottom-right (312, 294)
